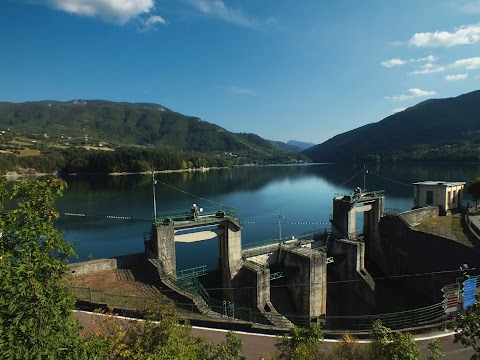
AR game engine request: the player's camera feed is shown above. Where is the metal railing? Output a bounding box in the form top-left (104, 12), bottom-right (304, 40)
top-left (70, 284), bottom-right (447, 332)
top-left (177, 265), bottom-right (208, 280)
top-left (242, 230), bottom-right (329, 259)
top-left (125, 249), bottom-right (452, 331)
top-left (321, 302), bottom-right (445, 331)
top-left (154, 206), bottom-right (241, 227)
top-left (334, 190), bottom-right (385, 203)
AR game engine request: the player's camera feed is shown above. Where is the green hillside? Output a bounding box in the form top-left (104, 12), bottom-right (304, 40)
top-left (0, 99), bottom-right (309, 174)
top-left (0, 100), bottom-right (305, 162)
top-left (303, 90), bottom-right (480, 163)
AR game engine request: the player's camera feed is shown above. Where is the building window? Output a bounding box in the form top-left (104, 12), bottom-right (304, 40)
top-left (426, 191), bottom-right (434, 205)
top-left (447, 191), bottom-right (451, 204)
top-left (453, 190), bottom-right (457, 205)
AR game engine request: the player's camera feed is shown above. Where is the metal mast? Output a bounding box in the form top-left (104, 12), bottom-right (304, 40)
top-left (152, 171), bottom-right (157, 221)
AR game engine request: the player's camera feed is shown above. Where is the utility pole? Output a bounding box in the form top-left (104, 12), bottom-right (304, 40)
top-left (363, 166), bottom-right (368, 192)
top-left (152, 171), bottom-right (157, 222)
top-left (278, 214), bottom-right (284, 240)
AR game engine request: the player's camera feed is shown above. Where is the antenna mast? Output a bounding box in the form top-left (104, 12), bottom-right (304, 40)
top-left (363, 166), bottom-right (368, 191)
top-left (152, 171), bottom-right (157, 221)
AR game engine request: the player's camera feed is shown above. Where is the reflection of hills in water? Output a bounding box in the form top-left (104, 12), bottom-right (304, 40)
top-left (57, 163), bottom-right (480, 263)
top-left (61, 163), bottom-right (480, 210)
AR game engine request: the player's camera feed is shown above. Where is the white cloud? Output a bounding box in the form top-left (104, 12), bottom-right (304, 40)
top-left (229, 86), bottom-right (259, 96)
top-left (386, 88), bottom-right (437, 101)
top-left (445, 73), bottom-right (468, 81)
top-left (451, 57), bottom-right (480, 69)
top-left (393, 107), bottom-right (407, 113)
top-left (411, 63), bottom-right (446, 75)
top-left (409, 24), bottom-right (480, 47)
top-left (46, 0), bottom-right (155, 24)
top-left (381, 58), bottom-right (407, 68)
top-left (265, 17), bottom-right (279, 25)
top-left (188, 0), bottom-right (255, 27)
top-left (411, 56), bottom-right (480, 75)
top-left (410, 55), bottom-right (438, 63)
top-left (139, 15), bottom-right (166, 31)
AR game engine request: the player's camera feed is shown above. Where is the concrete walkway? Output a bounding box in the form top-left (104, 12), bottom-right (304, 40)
top-left (73, 310), bottom-right (475, 360)
top-left (467, 208), bottom-right (480, 237)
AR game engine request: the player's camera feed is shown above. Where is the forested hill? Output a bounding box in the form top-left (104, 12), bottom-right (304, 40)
top-left (303, 90), bottom-right (480, 163)
top-left (0, 100), bottom-right (300, 160)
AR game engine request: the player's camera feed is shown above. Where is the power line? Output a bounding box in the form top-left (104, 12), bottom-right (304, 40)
top-left (146, 267), bottom-right (476, 294)
top-left (368, 170), bottom-right (414, 187)
top-left (154, 179), bottom-right (278, 217)
top-left (337, 168), bottom-right (366, 188)
top-left (64, 178), bottom-right (152, 213)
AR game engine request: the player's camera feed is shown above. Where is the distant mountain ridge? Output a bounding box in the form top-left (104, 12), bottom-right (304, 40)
top-left (0, 99), bottom-right (306, 163)
top-left (287, 140), bottom-right (316, 151)
top-left (303, 90), bottom-right (480, 163)
top-left (268, 139), bottom-right (316, 153)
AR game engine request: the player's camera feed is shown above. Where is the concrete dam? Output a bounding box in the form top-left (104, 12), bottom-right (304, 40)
top-left (144, 189), bottom-right (425, 328)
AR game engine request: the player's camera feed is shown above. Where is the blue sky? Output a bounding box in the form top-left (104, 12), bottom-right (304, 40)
top-left (1, 1), bottom-right (479, 144)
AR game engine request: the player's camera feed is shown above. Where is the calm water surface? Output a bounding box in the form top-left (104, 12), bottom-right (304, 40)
top-left (56, 163), bottom-right (480, 270)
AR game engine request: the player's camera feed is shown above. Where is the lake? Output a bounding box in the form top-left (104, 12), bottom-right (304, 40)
top-left (56, 163), bottom-right (479, 270)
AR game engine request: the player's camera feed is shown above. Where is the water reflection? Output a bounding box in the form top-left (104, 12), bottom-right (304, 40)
top-left (56, 163), bottom-right (478, 267)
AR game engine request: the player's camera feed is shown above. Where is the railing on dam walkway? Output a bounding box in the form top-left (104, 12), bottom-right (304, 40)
top-left (242, 229), bottom-right (329, 258)
top-left (70, 284), bottom-right (446, 332)
top-left (154, 206), bottom-right (241, 227)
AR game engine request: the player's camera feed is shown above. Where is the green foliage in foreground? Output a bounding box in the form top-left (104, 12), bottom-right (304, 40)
top-left (276, 323), bottom-right (326, 359)
top-left (273, 320), bottom-right (444, 360)
top-left (467, 178), bottom-right (480, 208)
top-left (83, 302), bottom-right (245, 360)
top-left (0, 178), bottom-right (87, 359)
top-left (367, 320), bottom-right (421, 360)
top-left (455, 299), bottom-right (480, 360)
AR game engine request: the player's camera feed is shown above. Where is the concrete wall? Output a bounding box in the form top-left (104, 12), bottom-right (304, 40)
top-left (363, 196), bottom-right (384, 242)
top-left (332, 197), bottom-right (356, 239)
top-left (232, 261), bottom-right (270, 310)
top-left (153, 224), bottom-right (176, 278)
top-left (374, 215), bottom-right (480, 304)
top-left (328, 239), bottom-right (375, 314)
top-left (115, 253), bottom-right (145, 268)
top-left (218, 220), bottom-right (243, 301)
top-left (68, 258), bottom-right (117, 276)
top-left (283, 247), bottom-right (327, 318)
top-left (399, 207), bottom-right (439, 227)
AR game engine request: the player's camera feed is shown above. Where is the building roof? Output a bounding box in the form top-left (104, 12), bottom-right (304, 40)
top-left (412, 181), bottom-right (466, 186)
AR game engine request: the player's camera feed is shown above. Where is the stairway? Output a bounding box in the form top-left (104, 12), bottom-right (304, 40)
top-left (262, 301), bottom-right (295, 329)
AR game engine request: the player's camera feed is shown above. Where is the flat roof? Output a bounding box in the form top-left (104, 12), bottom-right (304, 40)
top-left (413, 181), bottom-right (466, 186)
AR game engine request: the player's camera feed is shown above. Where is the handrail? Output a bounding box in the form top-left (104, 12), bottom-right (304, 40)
top-left (70, 283), bottom-right (449, 332)
top-left (177, 265), bottom-right (208, 280)
top-left (154, 206), bottom-right (242, 227)
top-left (142, 249), bottom-right (448, 331)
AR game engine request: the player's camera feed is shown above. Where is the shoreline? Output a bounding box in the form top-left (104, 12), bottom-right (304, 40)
top-left (2, 167), bottom-right (225, 179)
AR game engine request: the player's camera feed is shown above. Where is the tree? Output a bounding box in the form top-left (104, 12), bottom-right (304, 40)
top-left (213, 331), bottom-right (245, 360)
top-left (0, 178), bottom-right (86, 359)
top-left (328, 333), bottom-right (367, 360)
top-left (84, 301), bottom-right (245, 360)
top-left (275, 323), bottom-right (326, 360)
top-left (454, 301), bottom-right (480, 360)
top-left (427, 339), bottom-right (445, 360)
top-left (467, 177), bottom-right (480, 208)
top-left (367, 320), bottom-right (421, 360)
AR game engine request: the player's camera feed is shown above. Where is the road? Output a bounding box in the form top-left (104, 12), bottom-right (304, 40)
top-left (74, 311), bottom-right (474, 359)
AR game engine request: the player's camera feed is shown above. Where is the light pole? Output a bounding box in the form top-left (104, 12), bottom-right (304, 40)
top-left (152, 171), bottom-right (157, 221)
top-left (278, 214), bottom-right (284, 240)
